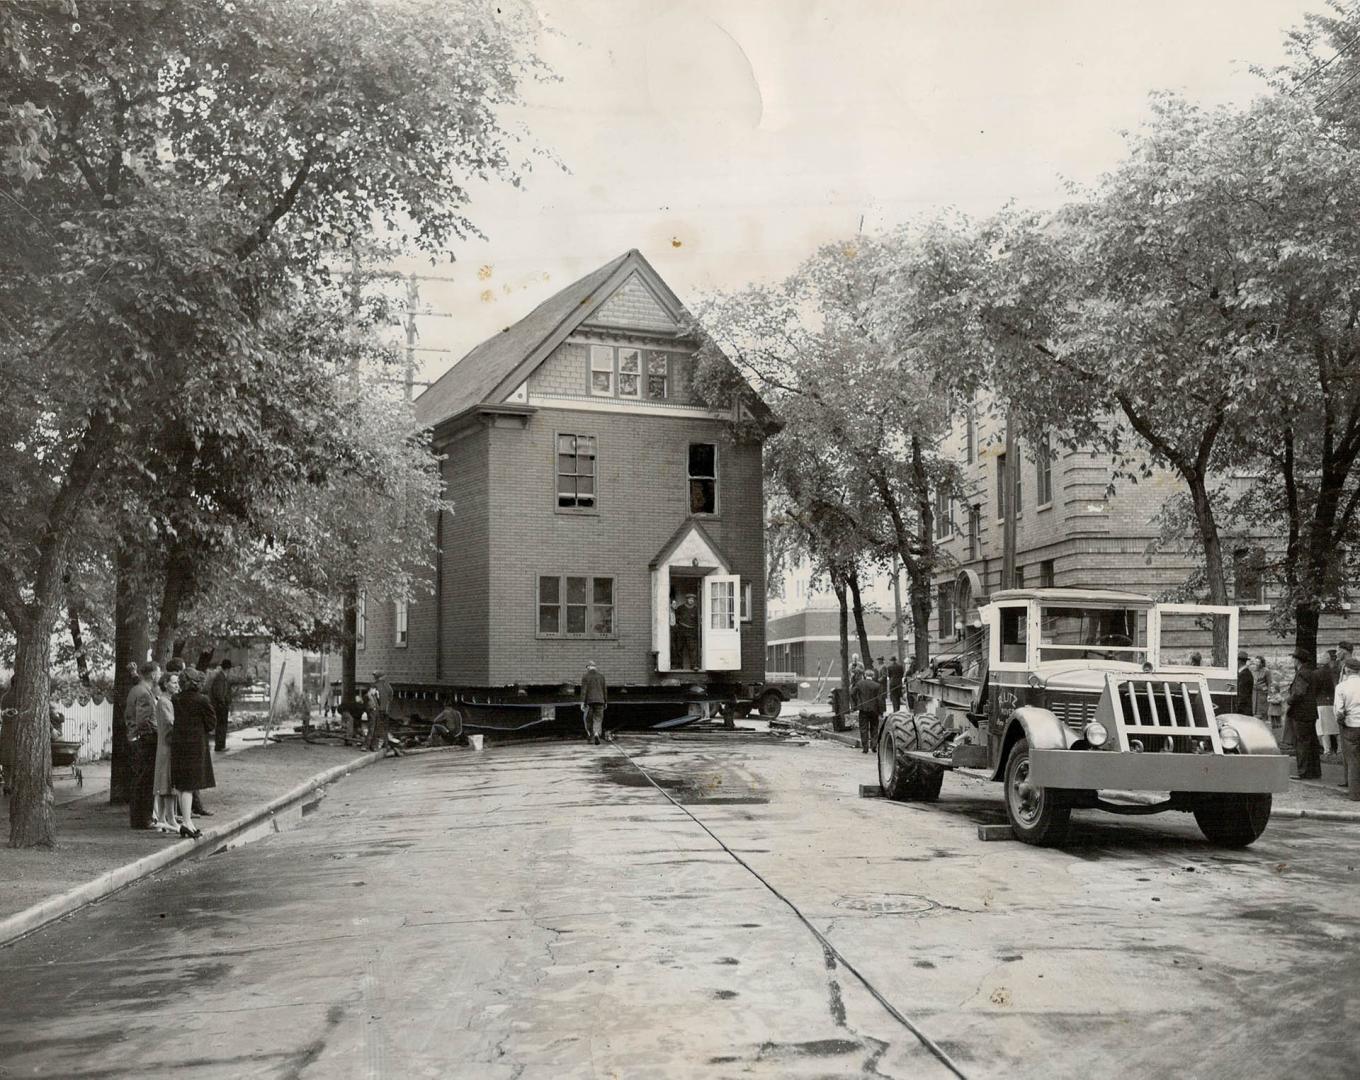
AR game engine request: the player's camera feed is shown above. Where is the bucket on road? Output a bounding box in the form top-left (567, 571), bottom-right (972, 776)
top-left (468, 734), bottom-right (485, 751)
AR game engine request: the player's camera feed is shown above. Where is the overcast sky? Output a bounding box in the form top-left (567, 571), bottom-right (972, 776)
top-left (391, 0), bottom-right (1319, 388)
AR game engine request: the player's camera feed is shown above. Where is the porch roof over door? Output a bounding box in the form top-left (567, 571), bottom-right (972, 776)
top-left (648, 519), bottom-right (732, 574)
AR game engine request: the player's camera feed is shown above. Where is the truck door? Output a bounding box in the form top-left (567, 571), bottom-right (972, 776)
top-left (701, 574), bottom-right (741, 671)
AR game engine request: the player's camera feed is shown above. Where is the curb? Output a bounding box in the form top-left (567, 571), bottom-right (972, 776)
top-left (0, 749), bottom-right (385, 949)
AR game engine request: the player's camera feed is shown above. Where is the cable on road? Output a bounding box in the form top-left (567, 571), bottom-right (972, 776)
top-left (608, 739), bottom-right (969, 1080)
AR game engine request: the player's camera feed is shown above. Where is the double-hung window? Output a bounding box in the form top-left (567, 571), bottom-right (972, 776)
top-left (356, 592), bottom-right (367, 651)
top-left (395, 601), bottom-right (408, 647)
top-left (618, 347), bottom-right (642, 398)
top-left (1036, 435), bottom-right (1053, 507)
top-left (557, 434), bottom-right (597, 510)
top-left (589, 346), bottom-right (614, 396)
top-left (538, 575), bottom-right (615, 638)
top-left (688, 443), bottom-right (717, 514)
top-left (933, 487), bottom-right (953, 540)
top-left (647, 352), bottom-right (669, 399)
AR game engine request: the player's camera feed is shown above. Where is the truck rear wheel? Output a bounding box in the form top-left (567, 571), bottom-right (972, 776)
top-left (878, 713), bottom-right (946, 802)
top-left (1004, 738), bottom-right (1071, 845)
top-left (758, 691), bottom-right (783, 718)
top-left (1193, 793), bottom-right (1271, 847)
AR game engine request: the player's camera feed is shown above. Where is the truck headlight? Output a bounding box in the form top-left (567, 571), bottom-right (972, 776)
top-left (1083, 720), bottom-right (1109, 747)
top-left (1218, 724), bottom-right (1240, 751)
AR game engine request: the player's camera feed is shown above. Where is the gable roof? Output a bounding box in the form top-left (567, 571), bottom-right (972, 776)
top-left (413, 248), bottom-right (774, 432)
top-left (648, 518), bottom-right (732, 572)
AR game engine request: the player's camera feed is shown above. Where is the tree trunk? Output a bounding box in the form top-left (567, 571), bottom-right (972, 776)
top-left (1294, 602), bottom-right (1320, 660)
top-left (341, 581), bottom-right (358, 712)
top-left (846, 567), bottom-right (874, 667)
top-left (831, 571), bottom-right (850, 699)
top-left (67, 605), bottom-right (90, 686)
top-left (907, 574), bottom-right (933, 672)
top-left (110, 545), bottom-right (149, 806)
top-left (8, 614), bottom-right (56, 847)
top-left (151, 544), bottom-right (194, 662)
top-left (1185, 472), bottom-right (1228, 605)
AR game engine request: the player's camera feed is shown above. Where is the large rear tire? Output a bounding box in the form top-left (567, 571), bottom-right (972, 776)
top-left (1193, 793), bottom-right (1272, 847)
top-left (878, 712), bottom-right (947, 802)
top-left (1004, 738), bottom-right (1071, 845)
top-left (758, 691), bottom-right (783, 718)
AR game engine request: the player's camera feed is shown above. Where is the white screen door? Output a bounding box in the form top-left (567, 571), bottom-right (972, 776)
top-left (701, 575), bottom-right (741, 670)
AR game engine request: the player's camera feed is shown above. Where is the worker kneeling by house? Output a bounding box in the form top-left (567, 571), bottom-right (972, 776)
top-left (426, 700), bottom-right (468, 748)
top-left (857, 669), bottom-right (885, 755)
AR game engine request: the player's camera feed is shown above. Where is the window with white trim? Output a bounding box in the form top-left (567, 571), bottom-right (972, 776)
top-left (356, 592), bottom-right (367, 651)
top-left (556, 434), bottom-right (597, 509)
top-left (538, 575), bottom-right (615, 638)
top-left (933, 487), bottom-right (953, 540)
top-left (618, 347), bottom-right (642, 398)
top-left (688, 443), bottom-right (717, 514)
top-left (741, 581), bottom-right (753, 622)
top-left (647, 351), bottom-right (669, 399)
top-left (589, 346), bottom-right (614, 396)
top-left (395, 600), bottom-right (408, 647)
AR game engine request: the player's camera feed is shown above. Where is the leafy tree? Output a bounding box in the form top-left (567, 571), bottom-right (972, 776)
top-left (0, 0), bottom-right (542, 845)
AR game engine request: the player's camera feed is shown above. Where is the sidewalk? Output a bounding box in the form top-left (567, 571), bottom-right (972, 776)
top-left (0, 734), bottom-right (381, 936)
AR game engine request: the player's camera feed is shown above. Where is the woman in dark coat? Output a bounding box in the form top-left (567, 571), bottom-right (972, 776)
top-left (171, 668), bottom-right (215, 838)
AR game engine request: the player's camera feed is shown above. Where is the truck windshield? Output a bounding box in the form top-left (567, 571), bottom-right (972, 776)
top-left (1038, 606), bottom-right (1147, 663)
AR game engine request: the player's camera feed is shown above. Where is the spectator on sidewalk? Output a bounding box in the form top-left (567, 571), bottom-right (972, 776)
top-left (127, 661), bottom-right (161, 831)
top-left (856, 669), bottom-right (885, 755)
top-left (1251, 656), bottom-right (1271, 723)
top-left (171, 668), bottom-right (216, 839)
top-left (168, 659), bottom-right (211, 816)
top-left (365, 674), bottom-right (395, 752)
top-left (580, 661), bottom-right (607, 746)
top-left (206, 658), bottom-right (234, 753)
top-left (1235, 652), bottom-right (1254, 715)
top-left (151, 670), bottom-right (181, 833)
top-left (1334, 656), bottom-right (1360, 802)
top-left (886, 655), bottom-right (905, 714)
top-left (1287, 649), bottom-right (1323, 780)
top-left (1316, 650), bottom-right (1340, 757)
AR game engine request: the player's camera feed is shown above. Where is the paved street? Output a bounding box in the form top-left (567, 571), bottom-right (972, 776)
top-left (2, 734), bottom-right (1358, 1079)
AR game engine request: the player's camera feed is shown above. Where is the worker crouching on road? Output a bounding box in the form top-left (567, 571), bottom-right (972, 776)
top-left (856, 668), bottom-right (886, 755)
top-left (581, 661), bottom-right (607, 746)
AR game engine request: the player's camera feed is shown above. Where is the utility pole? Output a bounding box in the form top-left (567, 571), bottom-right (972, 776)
top-left (404, 274), bottom-right (420, 402)
top-left (1001, 411), bottom-right (1019, 591)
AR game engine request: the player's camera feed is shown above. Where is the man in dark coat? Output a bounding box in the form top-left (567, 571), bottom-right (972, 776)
top-left (672, 594), bottom-right (699, 671)
top-left (886, 655), bottom-right (905, 714)
top-left (1235, 652), bottom-right (1254, 715)
top-left (126, 661), bottom-right (161, 829)
top-left (206, 658), bottom-right (234, 752)
top-left (580, 661), bottom-right (607, 745)
top-left (1287, 648), bottom-right (1323, 780)
top-left (856, 669), bottom-right (885, 755)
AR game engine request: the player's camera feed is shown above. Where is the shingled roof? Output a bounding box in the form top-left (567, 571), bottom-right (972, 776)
top-left (413, 251), bottom-right (636, 429)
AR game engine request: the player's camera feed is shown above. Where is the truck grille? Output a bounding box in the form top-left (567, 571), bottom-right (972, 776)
top-left (1048, 694), bottom-right (1098, 728)
top-left (1112, 676), bottom-right (1218, 754)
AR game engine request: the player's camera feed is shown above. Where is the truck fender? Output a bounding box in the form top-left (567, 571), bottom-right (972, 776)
top-left (990, 706), bottom-right (1078, 781)
top-left (1213, 713), bottom-right (1279, 756)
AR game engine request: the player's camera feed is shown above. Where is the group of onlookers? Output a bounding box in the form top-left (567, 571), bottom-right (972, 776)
top-left (1238, 643), bottom-right (1360, 800)
top-left (848, 653), bottom-right (909, 754)
top-left (127, 657), bottom-right (235, 837)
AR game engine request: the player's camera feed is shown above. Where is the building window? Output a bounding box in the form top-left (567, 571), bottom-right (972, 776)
top-left (647, 351), bottom-right (669, 399)
top-left (933, 487), bottom-right (953, 540)
top-left (965, 406), bottom-right (976, 464)
top-left (688, 443), bottom-right (717, 514)
top-left (967, 505), bottom-right (981, 560)
top-left (618, 347), bottom-right (642, 398)
top-left (1036, 436), bottom-right (1053, 507)
top-left (395, 600), bottom-right (408, 647)
top-left (557, 434), bottom-right (597, 509)
top-left (356, 592), bottom-right (367, 651)
top-left (741, 581), bottom-right (753, 622)
top-left (589, 345), bottom-right (614, 396)
top-left (1014, 565), bottom-right (1025, 589)
top-left (539, 575), bottom-right (615, 638)
top-left (997, 454), bottom-right (1022, 518)
top-left (1234, 546), bottom-right (1266, 603)
top-left (937, 582), bottom-right (954, 637)
top-left (1039, 559), bottom-right (1055, 588)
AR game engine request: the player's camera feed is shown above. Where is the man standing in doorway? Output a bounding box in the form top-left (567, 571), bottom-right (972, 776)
top-left (581, 661), bottom-right (607, 746)
top-left (206, 658), bottom-right (234, 753)
top-left (673, 592), bottom-right (699, 671)
top-left (856, 666), bottom-right (885, 755)
top-left (886, 655), bottom-right (905, 714)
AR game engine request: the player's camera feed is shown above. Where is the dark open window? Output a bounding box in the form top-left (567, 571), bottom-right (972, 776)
top-left (1036, 435), bottom-right (1053, 506)
top-left (557, 434), bottom-right (596, 509)
top-left (688, 443), bottom-right (716, 514)
top-left (937, 582), bottom-right (954, 637)
top-left (967, 505), bottom-right (981, 560)
top-left (1234, 546), bottom-right (1266, 603)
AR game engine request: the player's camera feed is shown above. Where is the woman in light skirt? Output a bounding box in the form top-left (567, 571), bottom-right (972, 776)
top-left (151, 671), bottom-right (181, 832)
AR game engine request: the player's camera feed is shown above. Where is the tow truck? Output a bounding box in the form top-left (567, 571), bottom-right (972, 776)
top-left (879, 588), bottom-right (1289, 846)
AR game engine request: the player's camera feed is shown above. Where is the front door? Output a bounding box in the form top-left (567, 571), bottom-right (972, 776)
top-left (701, 574), bottom-right (741, 671)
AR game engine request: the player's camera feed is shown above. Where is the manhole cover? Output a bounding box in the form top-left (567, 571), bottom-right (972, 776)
top-left (833, 894), bottom-right (937, 915)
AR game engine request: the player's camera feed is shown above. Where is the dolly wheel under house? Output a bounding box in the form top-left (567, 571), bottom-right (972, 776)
top-left (1004, 737), bottom-right (1072, 845)
top-left (878, 712), bottom-right (947, 801)
top-left (1192, 792), bottom-right (1272, 847)
top-left (758, 690), bottom-right (783, 718)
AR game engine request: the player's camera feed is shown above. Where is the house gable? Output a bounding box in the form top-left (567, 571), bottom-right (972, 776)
top-left (583, 272), bottom-right (679, 335)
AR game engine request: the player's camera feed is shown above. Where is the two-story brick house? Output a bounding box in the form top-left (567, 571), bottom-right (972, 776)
top-left (356, 250), bottom-right (771, 729)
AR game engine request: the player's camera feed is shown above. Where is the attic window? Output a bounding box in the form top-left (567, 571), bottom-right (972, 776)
top-left (590, 346), bottom-right (613, 396)
top-left (618, 348), bottom-right (641, 398)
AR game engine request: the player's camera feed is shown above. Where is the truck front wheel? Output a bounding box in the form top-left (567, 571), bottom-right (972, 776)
top-left (1004, 738), bottom-right (1071, 845)
top-left (1193, 793), bottom-right (1271, 847)
top-left (758, 691), bottom-right (783, 718)
top-left (878, 713), bottom-right (946, 801)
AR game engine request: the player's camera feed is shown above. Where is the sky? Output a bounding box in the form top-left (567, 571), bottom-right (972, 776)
top-left (390, 0), bottom-right (1323, 388)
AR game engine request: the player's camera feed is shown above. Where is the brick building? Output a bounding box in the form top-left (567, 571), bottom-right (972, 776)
top-left (356, 250), bottom-right (771, 728)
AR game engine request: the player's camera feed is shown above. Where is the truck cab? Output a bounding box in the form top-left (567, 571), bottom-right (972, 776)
top-left (885, 588), bottom-right (1289, 846)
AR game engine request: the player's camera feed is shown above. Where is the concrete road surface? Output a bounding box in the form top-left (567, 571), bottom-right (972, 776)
top-left (2, 733), bottom-right (1357, 1079)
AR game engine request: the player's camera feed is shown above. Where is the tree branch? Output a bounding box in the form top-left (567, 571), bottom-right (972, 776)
top-left (234, 152), bottom-right (315, 262)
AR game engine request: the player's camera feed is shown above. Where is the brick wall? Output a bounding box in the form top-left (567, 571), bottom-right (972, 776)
top-left (486, 406), bottom-right (765, 687)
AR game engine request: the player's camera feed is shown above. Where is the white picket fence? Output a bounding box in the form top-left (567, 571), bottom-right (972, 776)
top-left (52, 696), bottom-right (114, 763)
